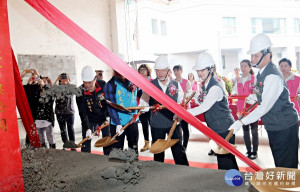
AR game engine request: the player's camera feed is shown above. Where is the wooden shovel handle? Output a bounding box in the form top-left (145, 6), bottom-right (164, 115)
top-left (216, 129), bottom-right (234, 150)
top-left (184, 92), bottom-right (196, 106)
top-left (125, 105), bottom-right (165, 111)
top-left (225, 129), bottom-right (234, 142)
top-left (125, 106), bottom-right (146, 111)
top-left (167, 118), bottom-right (178, 140)
top-left (77, 121), bottom-right (110, 146)
top-left (111, 111), bottom-right (143, 141)
top-left (239, 101), bottom-right (258, 120)
top-left (168, 92), bottom-right (195, 140)
top-left (246, 101), bottom-right (258, 112)
top-left (106, 99), bottom-right (131, 112)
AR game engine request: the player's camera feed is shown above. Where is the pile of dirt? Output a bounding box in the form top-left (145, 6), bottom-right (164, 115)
top-left (21, 148), bottom-right (256, 192)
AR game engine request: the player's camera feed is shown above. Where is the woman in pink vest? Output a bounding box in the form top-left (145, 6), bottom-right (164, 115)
top-left (279, 58), bottom-right (300, 115)
top-left (232, 59), bottom-right (258, 160)
top-left (186, 73), bottom-right (198, 92)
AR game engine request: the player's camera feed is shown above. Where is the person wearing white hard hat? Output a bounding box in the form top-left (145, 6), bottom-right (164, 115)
top-left (76, 65), bottom-right (110, 154)
top-left (186, 52), bottom-right (239, 170)
top-left (228, 33), bottom-right (299, 168)
top-left (139, 55), bottom-right (189, 166)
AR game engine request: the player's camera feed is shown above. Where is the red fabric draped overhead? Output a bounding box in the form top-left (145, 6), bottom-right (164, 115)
top-left (24, 0), bottom-right (261, 172)
top-left (12, 49), bottom-right (41, 148)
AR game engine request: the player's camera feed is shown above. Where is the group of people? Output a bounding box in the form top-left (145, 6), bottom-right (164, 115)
top-left (138, 33), bottom-right (299, 170)
top-left (21, 70), bottom-right (75, 149)
top-left (23, 32), bottom-right (299, 171)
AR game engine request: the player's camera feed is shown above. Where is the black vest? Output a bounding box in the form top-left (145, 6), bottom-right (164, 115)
top-left (203, 77), bottom-right (234, 133)
top-left (256, 63), bottom-right (298, 131)
top-left (149, 79), bottom-right (179, 128)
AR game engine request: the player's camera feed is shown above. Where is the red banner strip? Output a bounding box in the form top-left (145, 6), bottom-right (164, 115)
top-left (12, 49), bottom-right (41, 148)
top-left (0, 0), bottom-right (25, 191)
top-left (24, 0), bottom-right (261, 172)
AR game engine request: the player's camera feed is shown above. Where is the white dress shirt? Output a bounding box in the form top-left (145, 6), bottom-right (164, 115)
top-left (188, 78), bottom-right (224, 116)
top-left (241, 64), bottom-right (284, 125)
top-left (139, 78), bottom-right (184, 106)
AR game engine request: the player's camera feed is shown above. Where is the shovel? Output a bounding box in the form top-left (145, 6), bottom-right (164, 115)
top-left (106, 99), bottom-right (131, 112)
top-left (63, 121), bottom-right (110, 149)
top-left (209, 101), bottom-right (258, 155)
top-left (94, 111), bottom-right (143, 148)
top-left (209, 129), bottom-right (236, 155)
top-left (150, 92), bottom-right (196, 154)
top-left (125, 105), bottom-right (165, 111)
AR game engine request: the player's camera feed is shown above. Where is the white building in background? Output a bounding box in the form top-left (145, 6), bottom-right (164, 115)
top-left (6, 0), bottom-right (300, 135)
top-left (119, 0), bottom-right (300, 78)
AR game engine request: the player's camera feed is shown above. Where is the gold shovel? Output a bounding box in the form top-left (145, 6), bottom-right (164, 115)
top-left (63, 121), bottom-right (110, 149)
top-left (94, 111), bottom-right (143, 148)
top-left (125, 105), bottom-right (165, 111)
top-left (209, 101), bottom-right (258, 155)
top-left (150, 92), bottom-right (196, 154)
top-left (209, 129), bottom-right (236, 155)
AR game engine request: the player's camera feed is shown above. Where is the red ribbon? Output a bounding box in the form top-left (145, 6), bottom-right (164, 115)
top-left (180, 100), bottom-right (187, 110)
top-left (96, 126), bottom-right (101, 136)
top-left (152, 104), bottom-right (161, 114)
top-left (24, 0), bottom-right (261, 172)
top-left (132, 114), bottom-right (139, 123)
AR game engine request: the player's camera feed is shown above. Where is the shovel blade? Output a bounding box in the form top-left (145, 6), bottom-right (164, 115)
top-left (209, 140), bottom-right (237, 155)
top-left (63, 141), bottom-right (79, 149)
top-left (149, 139), bottom-right (179, 154)
top-left (94, 136), bottom-right (118, 148)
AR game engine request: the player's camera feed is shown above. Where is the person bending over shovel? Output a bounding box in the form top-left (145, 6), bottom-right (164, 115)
top-left (139, 55), bottom-right (189, 166)
top-left (104, 70), bottom-right (139, 155)
top-left (76, 66), bottom-right (110, 154)
top-left (186, 52), bottom-right (239, 170)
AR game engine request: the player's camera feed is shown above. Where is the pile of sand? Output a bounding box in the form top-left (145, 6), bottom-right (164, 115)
top-left (21, 148), bottom-right (256, 192)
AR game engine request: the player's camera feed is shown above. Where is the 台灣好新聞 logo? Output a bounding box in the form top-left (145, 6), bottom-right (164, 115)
top-left (224, 169), bottom-right (243, 186)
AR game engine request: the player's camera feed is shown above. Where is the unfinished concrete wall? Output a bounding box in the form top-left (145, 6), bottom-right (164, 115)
top-left (18, 54), bottom-right (76, 85)
top-left (7, 0), bottom-right (115, 140)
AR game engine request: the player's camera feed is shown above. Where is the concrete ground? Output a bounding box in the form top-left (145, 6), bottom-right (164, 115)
top-left (49, 122), bottom-right (298, 171)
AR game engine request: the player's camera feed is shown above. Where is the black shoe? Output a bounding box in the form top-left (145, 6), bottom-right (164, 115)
top-left (249, 152), bottom-right (257, 160)
top-left (246, 151), bottom-right (251, 158)
top-left (208, 149), bottom-right (216, 156)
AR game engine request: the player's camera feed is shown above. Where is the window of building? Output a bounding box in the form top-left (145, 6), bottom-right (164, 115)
top-left (294, 19), bottom-right (300, 33)
top-left (151, 19), bottom-right (167, 36)
top-left (161, 21), bottom-right (167, 36)
top-left (223, 17), bottom-right (236, 35)
top-left (152, 19), bottom-right (158, 35)
top-left (222, 55), bottom-right (226, 69)
top-left (251, 18), bottom-right (286, 34)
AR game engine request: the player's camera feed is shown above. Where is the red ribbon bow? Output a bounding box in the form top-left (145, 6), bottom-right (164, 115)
top-left (132, 113), bottom-right (139, 123)
top-left (180, 100), bottom-right (187, 110)
top-left (96, 126), bottom-right (102, 137)
top-left (237, 108), bottom-right (249, 118)
top-left (152, 104), bottom-right (162, 114)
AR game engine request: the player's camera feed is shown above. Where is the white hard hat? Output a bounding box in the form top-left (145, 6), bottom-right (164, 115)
top-left (247, 33), bottom-right (272, 55)
top-left (154, 55), bottom-right (170, 69)
top-left (193, 52), bottom-right (215, 71)
top-left (81, 66), bottom-right (96, 82)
